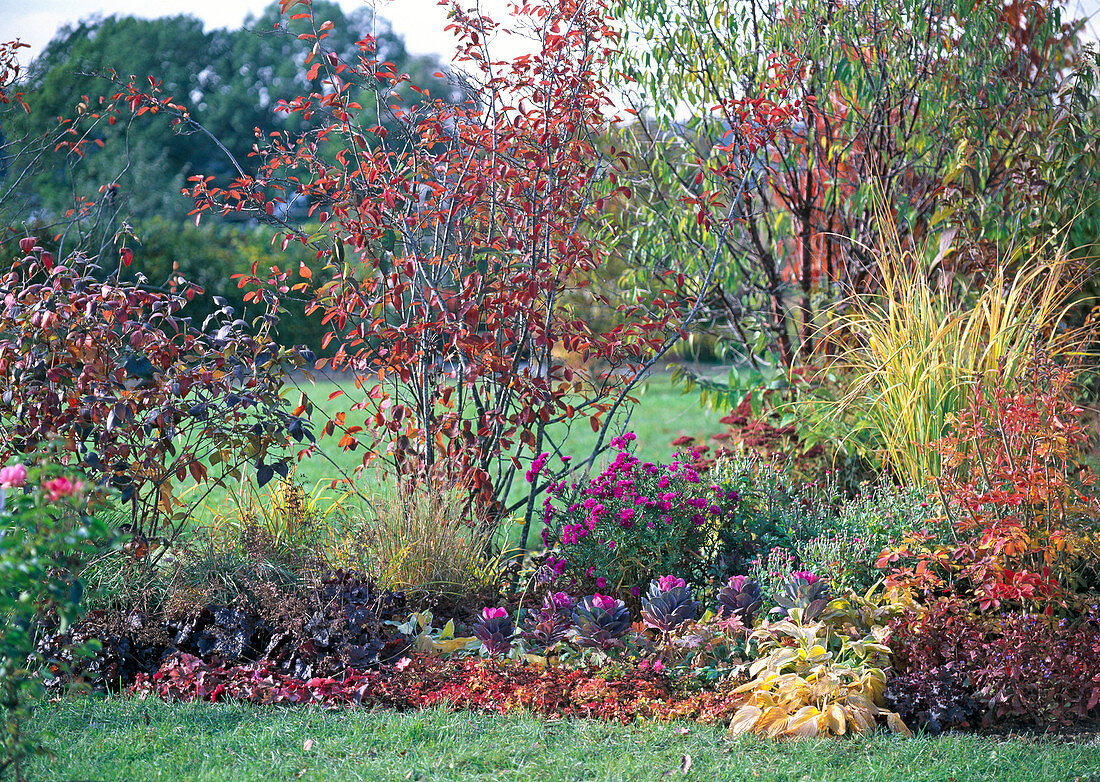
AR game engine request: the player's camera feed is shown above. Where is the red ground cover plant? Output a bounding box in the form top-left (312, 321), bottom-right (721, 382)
top-left (132, 652), bottom-right (746, 725)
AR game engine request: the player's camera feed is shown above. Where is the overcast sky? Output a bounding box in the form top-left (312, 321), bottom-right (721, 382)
top-left (3, 0), bottom-right (1100, 68)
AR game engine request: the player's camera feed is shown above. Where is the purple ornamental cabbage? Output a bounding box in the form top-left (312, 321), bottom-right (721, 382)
top-left (641, 575), bottom-right (700, 633)
top-left (473, 607), bottom-right (514, 656)
top-left (571, 594), bottom-right (631, 649)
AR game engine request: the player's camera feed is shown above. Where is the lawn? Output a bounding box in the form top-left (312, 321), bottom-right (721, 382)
top-left (187, 371), bottom-right (728, 533)
top-left (24, 697), bottom-right (1100, 782)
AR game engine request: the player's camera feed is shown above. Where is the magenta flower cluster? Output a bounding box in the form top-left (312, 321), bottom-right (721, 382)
top-left (540, 433), bottom-right (741, 591)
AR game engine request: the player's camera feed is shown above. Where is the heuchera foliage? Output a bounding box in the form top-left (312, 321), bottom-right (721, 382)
top-left (141, 0), bottom-right (691, 529)
top-left (0, 243), bottom-right (311, 542)
top-left (889, 600), bottom-right (1100, 728)
top-left (541, 433), bottom-right (742, 592)
top-left (879, 355), bottom-right (1100, 611)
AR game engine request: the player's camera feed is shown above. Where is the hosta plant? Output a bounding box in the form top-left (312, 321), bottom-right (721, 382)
top-left (571, 594), bottom-right (632, 650)
top-left (641, 575), bottom-right (700, 634)
top-left (389, 611), bottom-right (478, 656)
top-left (728, 615), bottom-right (908, 738)
top-left (472, 608), bottom-right (514, 658)
top-left (716, 575), bottom-right (763, 625)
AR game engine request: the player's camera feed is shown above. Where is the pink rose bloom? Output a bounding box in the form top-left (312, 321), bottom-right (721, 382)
top-left (481, 607), bottom-right (509, 621)
top-left (792, 571), bottom-right (819, 585)
top-left (592, 594), bottom-right (618, 612)
top-left (0, 464), bottom-right (27, 489)
top-left (656, 575), bottom-right (686, 592)
top-left (43, 476), bottom-right (83, 501)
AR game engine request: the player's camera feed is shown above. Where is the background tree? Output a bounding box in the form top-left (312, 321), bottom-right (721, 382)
top-left (607, 0), bottom-right (1099, 380)
top-left (0, 3), bottom-right (460, 352)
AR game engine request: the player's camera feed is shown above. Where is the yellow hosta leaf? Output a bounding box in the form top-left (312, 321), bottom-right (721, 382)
top-left (420, 636), bottom-right (477, 654)
top-left (786, 707), bottom-right (821, 739)
top-left (727, 705), bottom-right (763, 737)
top-left (758, 706), bottom-right (790, 736)
top-left (827, 704), bottom-right (847, 735)
top-left (886, 711), bottom-right (913, 737)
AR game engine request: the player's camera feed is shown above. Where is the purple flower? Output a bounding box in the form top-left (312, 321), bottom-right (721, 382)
top-left (609, 432), bottom-right (637, 450)
top-left (525, 452), bottom-right (550, 483)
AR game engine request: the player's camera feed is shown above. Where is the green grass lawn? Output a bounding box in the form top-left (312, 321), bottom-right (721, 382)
top-left (185, 371), bottom-right (727, 530)
top-left (283, 370), bottom-right (726, 482)
top-left (22, 696), bottom-right (1100, 782)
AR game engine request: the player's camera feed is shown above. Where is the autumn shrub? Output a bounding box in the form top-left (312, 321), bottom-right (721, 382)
top-left (0, 242), bottom-right (311, 547)
top-left (540, 433), bottom-right (742, 594)
top-left (880, 354), bottom-right (1100, 612)
top-left (0, 456), bottom-right (111, 779)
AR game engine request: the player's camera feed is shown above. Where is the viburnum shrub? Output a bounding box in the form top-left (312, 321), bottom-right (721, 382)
top-left (540, 433), bottom-right (742, 592)
top-left (149, 0), bottom-right (680, 530)
top-left (878, 354), bottom-right (1100, 611)
top-left (0, 454), bottom-right (110, 779)
top-left (0, 244), bottom-right (311, 546)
